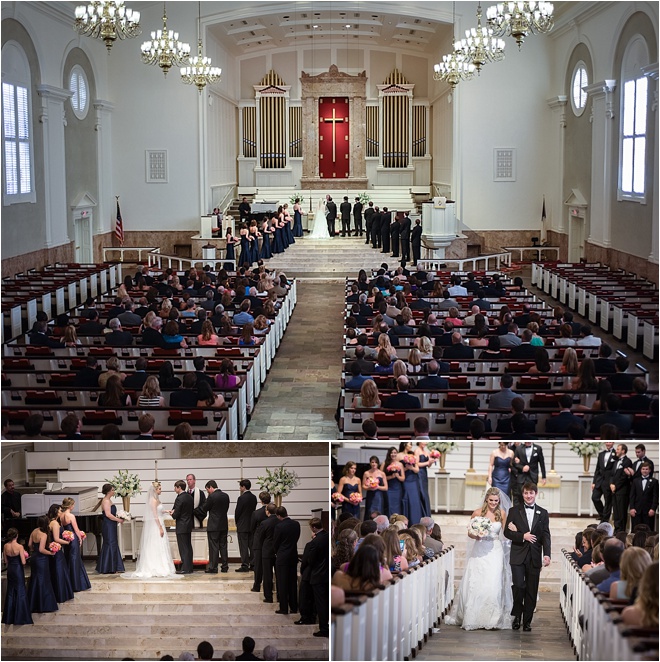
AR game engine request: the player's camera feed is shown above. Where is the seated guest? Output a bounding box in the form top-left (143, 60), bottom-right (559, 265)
top-left (331, 542), bottom-right (388, 593)
top-left (117, 301), bottom-right (142, 327)
top-left (545, 394), bottom-right (586, 433)
top-left (100, 423), bottom-right (123, 440)
top-left (481, 334), bottom-right (502, 359)
top-left (562, 310), bottom-right (582, 336)
top-left (596, 538), bottom-right (626, 593)
top-left (169, 372), bottom-right (199, 408)
top-left (104, 318), bottom-right (134, 346)
top-left (443, 332), bottom-right (474, 359)
top-left (391, 314), bottom-right (414, 336)
top-left (495, 397), bottom-right (529, 434)
top-left (469, 418), bottom-right (486, 439)
top-left (353, 379), bottom-right (381, 409)
top-left (499, 323), bottom-right (522, 348)
top-left (589, 394), bottom-right (632, 435)
top-left (123, 357), bottom-right (149, 390)
top-left (158, 361), bottom-right (182, 390)
top-left (98, 356), bottom-right (126, 388)
top-left (99, 374), bottom-right (132, 407)
top-left (137, 376), bottom-right (165, 407)
top-left (23, 413), bottom-right (52, 440)
top-left (77, 310), bottom-right (105, 336)
top-left (382, 376), bottom-right (421, 410)
top-left (621, 561), bottom-right (658, 628)
top-left (472, 289), bottom-right (492, 311)
top-left (416, 360), bottom-right (449, 390)
top-left (29, 320), bottom-right (64, 348)
top-left (571, 358), bottom-right (598, 392)
top-left (238, 322), bottom-right (256, 347)
top-left (607, 356), bottom-right (636, 392)
top-left (189, 308), bottom-right (207, 336)
top-left (74, 356), bottom-right (101, 388)
top-left (161, 320), bottom-right (187, 349)
top-left (196, 381), bottom-right (225, 409)
top-left (609, 547), bottom-right (652, 603)
top-left (197, 319), bottom-right (222, 347)
top-left (509, 329), bottom-right (537, 359)
top-left (514, 304), bottom-right (532, 329)
top-left (626, 378), bottom-right (652, 412)
top-left (560, 347), bottom-right (579, 375)
top-left (233, 299), bottom-right (255, 326)
top-left (345, 362), bottom-right (373, 390)
top-left (554, 323), bottom-right (577, 347)
top-left (488, 374), bottom-right (521, 410)
top-left (452, 397), bottom-right (492, 433)
top-left (140, 316), bottom-right (167, 348)
top-left (633, 398), bottom-right (659, 436)
top-left (61, 413), bottom-right (83, 439)
top-left (577, 529), bottom-right (596, 568)
top-left (463, 305), bottom-right (482, 327)
top-left (576, 325), bottom-right (602, 347)
top-left (374, 348), bottom-right (395, 375)
top-left (135, 413), bottom-right (156, 440)
top-left (584, 543), bottom-right (610, 583)
top-left (193, 356), bottom-right (215, 391)
top-left (594, 343), bottom-right (617, 374)
top-left (215, 359), bottom-right (240, 389)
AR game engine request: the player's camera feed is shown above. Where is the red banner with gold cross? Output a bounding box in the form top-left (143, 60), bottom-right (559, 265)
top-left (319, 97), bottom-right (349, 179)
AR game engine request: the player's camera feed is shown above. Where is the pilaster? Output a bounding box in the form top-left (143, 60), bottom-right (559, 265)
top-left (93, 99), bottom-right (114, 235)
top-left (642, 63), bottom-right (658, 264)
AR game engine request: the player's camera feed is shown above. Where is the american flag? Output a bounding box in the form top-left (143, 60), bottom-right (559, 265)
top-left (115, 198), bottom-right (124, 246)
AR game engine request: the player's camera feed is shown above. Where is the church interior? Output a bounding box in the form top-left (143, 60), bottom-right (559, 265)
top-left (1, 1), bottom-right (658, 441)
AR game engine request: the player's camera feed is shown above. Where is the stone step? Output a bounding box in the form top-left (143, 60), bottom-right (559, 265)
top-left (88, 579), bottom-right (253, 593)
top-left (60, 592), bottom-right (266, 604)
top-left (35, 611), bottom-right (282, 625)
top-left (39, 601), bottom-right (278, 614)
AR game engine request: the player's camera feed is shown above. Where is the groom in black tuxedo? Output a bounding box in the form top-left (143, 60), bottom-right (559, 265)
top-left (171, 480), bottom-right (194, 574)
top-left (504, 482), bottom-right (551, 631)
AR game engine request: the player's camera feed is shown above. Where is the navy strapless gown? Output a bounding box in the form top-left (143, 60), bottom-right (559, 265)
top-left (49, 544), bottom-right (74, 603)
top-left (293, 209), bottom-right (303, 237)
top-left (364, 476), bottom-right (386, 520)
top-left (341, 482), bottom-right (361, 518)
top-left (249, 235), bottom-right (260, 264)
top-left (240, 236), bottom-right (251, 266)
top-left (286, 220), bottom-right (295, 244)
top-left (2, 555), bottom-right (33, 624)
top-left (402, 468), bottom-right (424, 525)
top-left (62, 523), bottom-right (91, 592)
top-left (418, 454), bottom-right (432, 517)
top-left (492, 456), bottom-right (512, 496)
top-left (386, 470), bottom-right (403, 517)
top-left (260, 232), bottom-right (272, 259)
top-left (225, 239), bottom-right (235, 262)
top-left (96, 505), bottom-right (125, 574)
top-left (27, 549), bottom-right (58, 614)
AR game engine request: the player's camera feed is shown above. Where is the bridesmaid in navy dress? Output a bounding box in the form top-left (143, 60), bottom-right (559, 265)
top-left (248, 221), bottom-right (261, 264)
top-left (382, 447), bottom-right (405, 517)
top-left (47, 504), bottom-right (74, 603)
top-left (282, 204), bottom-right (295, 244)
top-left (239, 225), bottom-right (251, 267)
top-left (2, 527), bottom-right (33, 625)
top-left (259, 219), bottom-right (273, 259)
top-left (96, 484), bottom-right (126, 574)
top-left (362, 456), bottom-right (388, 520)
top-left (398, 441), bottom-right (425, 525)
top-left (293, 198), bottom-right (304, 237)
top-left (27, 516), bottom-right (58, 614)
top-left (338, 461), bottom-right (362, 518)
top-left (60, 497), bottom-right (91, 592)
top-left (414, 441), bottom-right (436, 518)
top-left (224, 227), bottom-right (237, 264)
top-left (487, 442), bottom-right (515, 496)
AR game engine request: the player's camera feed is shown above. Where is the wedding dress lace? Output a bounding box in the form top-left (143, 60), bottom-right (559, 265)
top-left (445, 489), bottom-right (513, 630)
top-left (309, 198), bottom-right (330, 239)
top-left (121, 485), bottom-right (182, 579)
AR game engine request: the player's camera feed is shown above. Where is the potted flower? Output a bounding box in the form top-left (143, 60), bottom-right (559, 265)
top-left (428, 442), bottom-right (458, 473)
top-left (104, 469), bottom-right (142, 513)
top-left (256, 464), bottom-right (300, 507)
top-left (568, 442), bottom-right (605, 475)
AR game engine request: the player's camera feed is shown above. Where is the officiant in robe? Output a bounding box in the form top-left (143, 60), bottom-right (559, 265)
top-left (199, 480), bottom-right (230, 573)
top-left (186, 474), bottom-right (207, 528)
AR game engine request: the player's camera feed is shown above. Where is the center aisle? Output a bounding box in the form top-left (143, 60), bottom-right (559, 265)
top-left (244, 280), bottom-right (344, 439)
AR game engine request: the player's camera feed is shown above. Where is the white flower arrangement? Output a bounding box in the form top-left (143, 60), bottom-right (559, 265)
top-left (567, 442), bottom-right (604, 457)
top-left (105, 469), bottom-right (142, 497)
top-left (357, 192), bottom-right (371, 205)
top-left (116, 510), bottom-right (132, 521)
top-left (256, 464), bottom-right (300, 497)
top-left (469, 516), bottom-right (492, 538)
top-left (289, 192), bottom-right (305, 206)
top-left (428, 441), bottom-right (458, 454)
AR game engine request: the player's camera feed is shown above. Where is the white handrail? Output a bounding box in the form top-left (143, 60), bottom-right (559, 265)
top-left (418, 250), bottom-right (512, 272)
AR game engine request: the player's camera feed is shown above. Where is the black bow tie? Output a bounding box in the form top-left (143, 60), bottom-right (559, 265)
top-left (525, 505), bottom-right (535, 510)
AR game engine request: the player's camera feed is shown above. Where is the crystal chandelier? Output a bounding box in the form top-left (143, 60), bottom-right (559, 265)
top-left (433, 3), bottom-right (476, 89)
top-left (141, 3), bottom-right (190, 76)
top-left (455, 3), bottom-right (505, 74)
top-left (73, 1), bottom-right (141, 52)
top-left (180, 2), bottom-right (221, 93)
top-left (486, 1), bottom-right (554, 49)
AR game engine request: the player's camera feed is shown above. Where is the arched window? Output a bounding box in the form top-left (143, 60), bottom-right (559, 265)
top-left (571, 61), bottom-right (589, 116)
top-left (618, 35), bottom-right (649, 202)
top-left (1, 41), bottom-right (35, 205)
top-left (69, 65), bottom-right (89, 120)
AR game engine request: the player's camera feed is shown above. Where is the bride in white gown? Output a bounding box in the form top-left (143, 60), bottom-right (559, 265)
top-left (122, 482), bottom-right (182, 579)
top-left (308, 197), bottom-right (331, 239)
top-left (445, 487), bottom-right (513, 630)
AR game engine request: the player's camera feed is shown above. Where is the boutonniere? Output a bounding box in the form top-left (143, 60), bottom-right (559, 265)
top-left (536, 510), bottom-right (540, 515)
top-left (533, 452), bottom-right (538, 457)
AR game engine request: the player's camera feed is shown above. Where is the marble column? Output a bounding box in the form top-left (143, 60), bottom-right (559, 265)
top-left (93, 99), bottom-right (114, 236)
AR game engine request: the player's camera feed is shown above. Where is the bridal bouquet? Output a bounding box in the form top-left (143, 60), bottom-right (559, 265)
top-left (49, 542), bottom-right (62, 553)
top-left (365, 476), bottom-right (380, 489)
top-left (348, 492), bottom-right (363, 505)
top-left (116, 510), bottom-right (132, 520)
top-left (401, 454), bottom-right (417, 466)
top-left (105, 469), bottom-right (142, 497)
top-left (469, 517), bottom-right (492, 538)
top-left (256, 464), bottom-right (300, 498)
top-left (61, 530), bottom-right (75, 542)
top-left (331, 492), bottom-right (345, 503)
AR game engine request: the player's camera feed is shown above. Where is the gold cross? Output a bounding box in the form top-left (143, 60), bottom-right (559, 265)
top-left (322, 108), bottom-right (344, 163)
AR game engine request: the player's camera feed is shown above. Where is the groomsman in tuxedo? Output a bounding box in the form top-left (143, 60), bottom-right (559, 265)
top-left (340, 197), bottom-right (352, 237)
top-left (364, 202), bottom-right (375, 244)
top-left (260, 504), bottom-right (279, 604)
top-left (273, 506), bottom-right (301, 615)
top-left (307, 518), bottom-right (329, 638)
top-left (235, 479), bottom-right (257, 572)
top-left (513, 443), bottom-right (547, 495)
top-left (504, 482), bottom-right (551, 631)
top-left (632, 444), bottom-right (655, 478)
top-left (610, 444), bottom-right (634, 533)
top-left (201, 480), bottom-right (230, 573)
top-left (171, 481), bottom-right (194, 574)
top-left (250, 492), bottom-right (271, 592)
top-left (353, 197), bottom-right (363, 236)
top-left (592, 442), bottom-right (617, 523)
top-left (325, 196), bottom-right (337, 237)
top-left (186, 474), bottom-right (206, 528)
top-left (508, 443), bottom-right (522, 505)
top-left (629, 462), bottom-right (658, 532)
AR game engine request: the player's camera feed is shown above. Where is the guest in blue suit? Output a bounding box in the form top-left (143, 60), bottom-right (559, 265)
top-left (382, 447), bottom-right (404, 517)
top-left (382, 376), bottom-right (421, 410)
top-left (545, 394), bottom-right (587, 434)
top-left (416, 360), bottom-right (449, 390)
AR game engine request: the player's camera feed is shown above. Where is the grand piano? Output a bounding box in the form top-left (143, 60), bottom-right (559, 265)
top-left (246, 201), bottom-right (279, 223)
